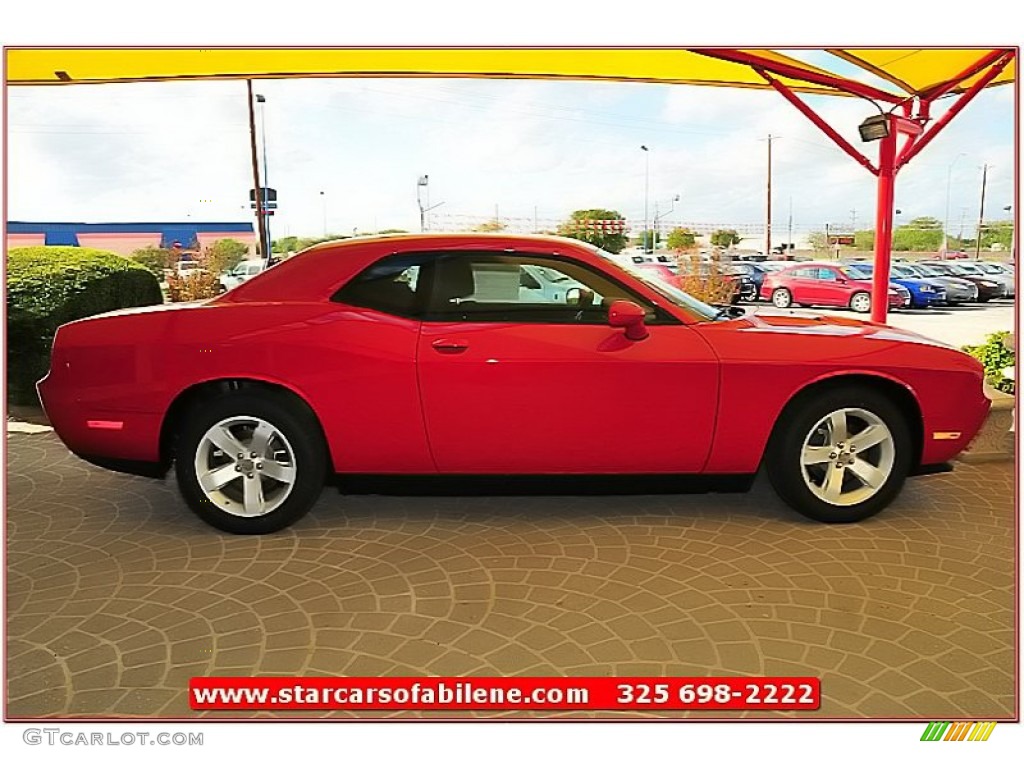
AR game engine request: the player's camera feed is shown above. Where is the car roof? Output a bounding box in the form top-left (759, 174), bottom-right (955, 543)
top-left (301, 231), bottom-right (593, 256)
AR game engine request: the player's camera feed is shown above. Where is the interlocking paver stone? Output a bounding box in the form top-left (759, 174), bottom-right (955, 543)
top-left (5, 433), bottom-right (1015, 719)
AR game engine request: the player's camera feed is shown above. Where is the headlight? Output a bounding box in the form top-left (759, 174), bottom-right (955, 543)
top-left (921, 285), bottom-right (934, 292)
top-left (981, 280), bottom-right (998, 287)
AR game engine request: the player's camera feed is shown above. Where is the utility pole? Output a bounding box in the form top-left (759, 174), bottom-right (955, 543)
top-left (533, 205), bottom-right (538, 233)
top-left (975, 163), bottom-right (989, 260)
top-left (850, 208), bottom-right (857, 231)
top-left (245, 81), bottom-right (268, 263)
top-left (765, 134), bottom-right (773, 255)
top-left (640, 145), bottom-right (651, 252)
top-left (787, 196), bottom-right (793, 255)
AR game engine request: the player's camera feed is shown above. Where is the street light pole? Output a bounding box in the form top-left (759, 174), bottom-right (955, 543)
top-left (765, 134), bottom-right (774, 255)
top-left (640, 145), bottom-right (650, 253)
top-left (652, 194), bottom-right (680, 248)
top-left (255, 93), bottom-right (272, 264)
top-left (245, 81), bottom-right (268, 264)
top-left (975, 163), bottom-right (989, 260)
top-left (944, 153), bottom-right (966, 249)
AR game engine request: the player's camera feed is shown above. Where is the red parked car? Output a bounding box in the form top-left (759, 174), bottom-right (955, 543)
top-left (38, 234), bottom-right (989, 534)
top-left (760, 262), bottom-right (910, 313)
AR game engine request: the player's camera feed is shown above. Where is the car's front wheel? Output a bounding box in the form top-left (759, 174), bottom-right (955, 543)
top-left (849, 291), bottom-right (871, 313)
top-left (771, 288), bottom-right (792, 308)
top-left (175, 391), bottom-right (327, 534)
top-left (765, 386), bottom-right (912, 523)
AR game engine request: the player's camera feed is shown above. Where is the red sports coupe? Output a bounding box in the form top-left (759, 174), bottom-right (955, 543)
top-left (38, 234), bottom-right (990, 534)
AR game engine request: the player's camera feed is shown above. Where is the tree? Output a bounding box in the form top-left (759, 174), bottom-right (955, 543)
top-left (892, 216), bottom-right (943, 252)
top-left (130, 246), bottom-right (176, 279)
top-left (710, 229), bottom-right (740, 248)
top-left (666, 227), bottom-right (697, 250)
top-left (204, 239), bottom-right (249, 274)
top-left (980, 220), bottom-right (1013, 250)
top-left (474, 220), bottom-right (506, 233)
top-left (853, 230), bottom-right (875, 250)
top-left (557, 209), bottom-right (628, 253)
top-left (273, 236), bottom-right (300, 254)
top-left (806, 231), bottom-right (827, 254)
top-left (635, 230), bottom-right (660, 250)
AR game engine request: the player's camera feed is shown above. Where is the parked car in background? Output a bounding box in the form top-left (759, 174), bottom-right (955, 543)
top-left (174, 258), bottom-right (205, 277)
top-left (38, 233), bottom-right (990, 534)
top-left (973, 262), bottom-right (1015, 297)
top-left (760, 263), bottom-right (909, 313)
top-left (920, 261), bottom-right (1006, 301)
top-left (935, 249), bottom-right (969, 259)
top-left (220, 259), bottom-right (266, 291)
top-left (896, 263), bottom-right (977, 305)
top-left (725, 262), bottom-right (770, 298)
top-left (843, 263), bottom-right (946, 308)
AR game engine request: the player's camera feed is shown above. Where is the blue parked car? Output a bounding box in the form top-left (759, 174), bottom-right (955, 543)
top-left (844, 263), bottom-right (946, 308)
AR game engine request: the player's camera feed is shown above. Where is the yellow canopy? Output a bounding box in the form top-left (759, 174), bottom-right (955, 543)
top-left (5, 47), bottom-right (1013, 99)
top-left (827, 48), bottom-right (1016, 96)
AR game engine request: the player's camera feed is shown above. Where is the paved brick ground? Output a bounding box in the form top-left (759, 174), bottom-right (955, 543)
top-left (6, 433), bottom-right (1015, 720)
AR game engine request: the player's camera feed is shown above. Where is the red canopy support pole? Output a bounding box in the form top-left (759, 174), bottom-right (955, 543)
top-left (871, 116), bottom-right (898, 324)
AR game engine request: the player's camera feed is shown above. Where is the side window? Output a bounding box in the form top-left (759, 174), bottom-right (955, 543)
top-left (332, 253), bottom-right (426, 318)
top-left (817, 268), bottom-right (837, 281)
top-left (427, 252), bottom-right (660, 324)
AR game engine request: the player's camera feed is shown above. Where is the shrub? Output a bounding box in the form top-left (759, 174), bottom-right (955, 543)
top-left (964, 331), bottom-right (1015, 394)
top-left (674, 251), bottom-right (738, 305)
top-left (6, 246), bottom-right (163, 404)
top-left (166, 271), bottom-right (222, 302)
top-left (130, 245), bottom-right (176, 279)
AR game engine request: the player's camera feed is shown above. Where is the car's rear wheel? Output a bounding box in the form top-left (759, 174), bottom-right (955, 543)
top-left (771, 288), bottom-right (792, 308)
top-left (850, 291), bottom-right (871, 313)
top-left (765, 386), bottom-right (912, 523)
top-left (175, 391), bottom-right (326, 534)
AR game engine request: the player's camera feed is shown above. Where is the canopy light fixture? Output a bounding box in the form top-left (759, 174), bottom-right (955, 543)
top-left (858, 114), bottom-right (890, 142)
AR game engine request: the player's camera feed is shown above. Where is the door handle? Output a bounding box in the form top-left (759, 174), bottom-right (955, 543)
top-left (432, 339), bottom-right (469, 353)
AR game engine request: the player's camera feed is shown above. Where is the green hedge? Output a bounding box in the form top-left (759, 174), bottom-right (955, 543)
top-left (6, 246), bottom-right (163, 404)
top-left (964, 331), bottom-right (1015, 395)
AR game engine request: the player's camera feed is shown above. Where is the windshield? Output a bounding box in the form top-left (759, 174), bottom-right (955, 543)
top-left (913, 265), bottom-right (941, 277)
top-left (591, 247), bottom-right (719, 321)
top-left (978, 263), bottom-right (1003, 274)
top-left (842, 264), bottom-right (870, 277)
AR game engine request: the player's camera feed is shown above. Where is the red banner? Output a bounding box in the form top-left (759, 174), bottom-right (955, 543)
top-left (190, 676), bottom-right (820, 711)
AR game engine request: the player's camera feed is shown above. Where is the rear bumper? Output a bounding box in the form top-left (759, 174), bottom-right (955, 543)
top-left (37, 373), bottom-right (164, 468)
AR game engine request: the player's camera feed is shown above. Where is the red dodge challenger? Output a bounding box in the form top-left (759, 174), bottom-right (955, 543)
top-left (38, 234), bottom-right (990, 534)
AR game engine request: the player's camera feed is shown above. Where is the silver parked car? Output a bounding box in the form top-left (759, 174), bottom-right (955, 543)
top-left (219, 259), bottom-right (266, 291)
top-left (896, 263), bottom-right (977, 305)
top-left (977, 262), bottom-right (1016, 298)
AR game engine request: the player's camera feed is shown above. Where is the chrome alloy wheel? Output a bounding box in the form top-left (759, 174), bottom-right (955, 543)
top-left (799, 408), bottom-right (895, 507)
top-left (193, 416), bottom-right (298, 517)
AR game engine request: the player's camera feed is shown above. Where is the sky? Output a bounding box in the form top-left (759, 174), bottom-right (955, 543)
top-left (5, 51), bottom-right (1015, 241)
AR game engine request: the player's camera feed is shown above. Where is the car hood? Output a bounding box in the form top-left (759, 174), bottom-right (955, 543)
top-left (727, 309), bottom-right (956, 348)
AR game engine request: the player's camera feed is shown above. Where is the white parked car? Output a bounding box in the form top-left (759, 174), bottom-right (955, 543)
top-left (219, 259), bottom-right (266, 291)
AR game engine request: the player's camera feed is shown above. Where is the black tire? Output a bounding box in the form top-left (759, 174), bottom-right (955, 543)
top-left (849, 291), bottom-right (871, 313)
top-left (765, 385), bottom-right (913, 524)
top-left (771, 288), bottom-right (792, 308)
top-left (174, 390), bottom-right (327, 534)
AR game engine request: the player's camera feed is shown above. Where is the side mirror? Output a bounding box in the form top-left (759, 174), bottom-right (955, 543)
top-left (608, 300), bottom-right (649, 341)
